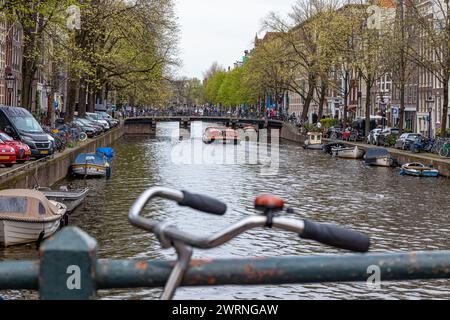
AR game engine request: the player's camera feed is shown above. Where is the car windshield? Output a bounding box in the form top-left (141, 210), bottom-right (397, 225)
top-left (11, 116), bottom-right (43, 133)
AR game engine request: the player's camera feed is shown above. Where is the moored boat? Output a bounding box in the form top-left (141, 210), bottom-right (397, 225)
top-left (303, 132), bottom-right (324, 150)
top-left (332, 146), bottom-right (365, 159)
top-left (71, 153), bottom-right (110, 177)
top-left (400, 162), bottom-right (439, 177)
top-left (0, 189), bottom-right (67, 247)
top-left (36, 186), bottom-right (89, 212)
top-left (364, 148), bottom-right (395, 167)
top-left (202, 127), bottom-right (240, 144)
top-left (323, 142), bottom-right (346, 155)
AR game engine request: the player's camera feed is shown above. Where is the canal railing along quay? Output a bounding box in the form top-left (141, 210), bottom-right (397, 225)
top-left (1, 227), bottom-right (450, 299)
top-left (123, 116), bottom-right (285, 132)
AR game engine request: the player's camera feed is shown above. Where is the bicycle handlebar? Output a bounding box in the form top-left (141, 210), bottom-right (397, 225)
top-left (301, 219), bottom-right (370, 252)
top-left (179, 191), bottom-right (227, 215)
top-left (129, 187), bottom-right (370, 252)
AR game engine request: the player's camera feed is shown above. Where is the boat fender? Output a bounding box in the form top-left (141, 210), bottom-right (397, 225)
top-left (36, 230), bottom-right (45, 250)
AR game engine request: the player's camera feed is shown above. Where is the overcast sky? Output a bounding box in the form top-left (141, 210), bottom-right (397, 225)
top-left (174, 0), bottom-right (294, 80)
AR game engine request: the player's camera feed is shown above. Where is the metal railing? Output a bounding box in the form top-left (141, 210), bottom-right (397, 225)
top-left (1, 227), bottom-right (450, 300)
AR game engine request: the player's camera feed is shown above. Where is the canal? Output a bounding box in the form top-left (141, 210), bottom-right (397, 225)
top-left (1, 122), bottom-right (450, 300)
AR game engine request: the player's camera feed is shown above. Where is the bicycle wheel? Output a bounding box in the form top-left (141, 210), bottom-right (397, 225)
top-left (79, 132), bottom-right (88, 142)
top-left (439, 145), bottom-right (450, 157)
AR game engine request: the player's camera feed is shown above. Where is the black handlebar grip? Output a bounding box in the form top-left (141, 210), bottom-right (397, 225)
top-left (300, 219), bottom-right (370, 252)
top-left (178, 191), bottom-right (227, 215)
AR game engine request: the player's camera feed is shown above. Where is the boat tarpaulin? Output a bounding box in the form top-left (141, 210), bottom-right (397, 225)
top-left (74, 153), bottom-right (106, 165)
top-left (96, 148), bottom-right (115, 159)
top-left (365, 148), bottom-right (389, 160)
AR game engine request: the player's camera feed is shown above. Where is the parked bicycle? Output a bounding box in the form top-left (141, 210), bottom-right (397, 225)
top-left (129, 187), bottom-right (371, 300)
top-left (439, 140), bottom-right (450, 158)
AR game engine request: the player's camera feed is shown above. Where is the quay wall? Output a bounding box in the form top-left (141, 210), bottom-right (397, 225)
top-left (280, 123), bottom-right (450, 178)
top-left (280, 123), bottom-right (306, 143)
top-left (0, 125), bottom-right (125, 190)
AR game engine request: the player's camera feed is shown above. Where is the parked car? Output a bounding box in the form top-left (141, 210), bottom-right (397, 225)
top-left (0, 131), bottom-right (31, 163)
top-left (72, 118), bottom-right (97, 138)
top-left (86, 112), bottom-right (110, 131)
top-left (376, 128), bottom-right (399, 147)
top-left (0, 142), bottom-right (16, 167)
top-left (395, 133), bottom-right (424, 150)
top-left (0, 106), bottom-right (53, 158)
top-left (367, 128), bottom-right (382, 145)
top-left (75, 117), bottom-right (103, 135)
top-left (96, 111), bottom-right (119, 127)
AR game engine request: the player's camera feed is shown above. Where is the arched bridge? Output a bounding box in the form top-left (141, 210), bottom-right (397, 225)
top-left (123, 116), bottom-right (284, 135)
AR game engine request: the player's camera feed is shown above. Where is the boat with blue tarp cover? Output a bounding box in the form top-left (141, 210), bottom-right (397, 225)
top-left (71, 152), bottom-right (111, 178)
top-left (364, 148), bottom-right (395, 167)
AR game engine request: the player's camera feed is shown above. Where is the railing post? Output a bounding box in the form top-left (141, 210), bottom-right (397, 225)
top-left (39, 227), bottom-right (98, 300)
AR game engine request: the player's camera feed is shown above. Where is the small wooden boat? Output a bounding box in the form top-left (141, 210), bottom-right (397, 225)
top-left (323, 142), bottom-right (346, 155)
top-left (0, 189), bottom-right (67, 247)
top-left (71, 153), bottom-right (110, 177)
top-left (36, 186), bottom-right (89, 212)
top-left (400, 162), bottom-right (439, 177)
top-left (364, 148), bottom-right (395, 167)
top-left (202, 127), bottom-right (240, 144)
top-left (303, 132), bottom-right (324, 150)
top-left (332, 146), bottom-right (365, 159)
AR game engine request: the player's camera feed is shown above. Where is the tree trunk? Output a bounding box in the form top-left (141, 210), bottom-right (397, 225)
top-left (20, 23), bottom-right (38, 110)
top-left (21, 68), bottom-right (34, 110)
top-left (87, 86), bottom-right (95, 113)
top-left (64, 78), bottom-right (78, 123)
top-left (301, 73), bottom-right (316, 122)
top-left (343, 71), bottom-right (349, 126)
top-left (78, 79), bottom-right (87, 117)
top-left (442, 76), bottom-right (448, 137)
top-left (365, 79), bottom-right (372, 138)
top-left (398, 82), bottom-right (405, 135)
top-left (318, 81), bottom-right (327, 121)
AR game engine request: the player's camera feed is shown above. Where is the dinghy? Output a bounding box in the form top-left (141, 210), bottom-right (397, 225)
top-left (400, 163), bottom-right (439, 177)
top-left (332, 146), bottom-right (365, 159)
top-left (36, 186), bottom-right (89, 212)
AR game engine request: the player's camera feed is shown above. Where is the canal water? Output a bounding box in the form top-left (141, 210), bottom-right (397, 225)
top-left (1, 122), bottom-right (450, 300)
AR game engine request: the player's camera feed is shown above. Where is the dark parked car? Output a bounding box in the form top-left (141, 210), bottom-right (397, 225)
top-left (0, 106), bottom-right (53, 158)
top-left (75, 117), bottom-right (103, 136)
top-left (394, 133), bottom-right (423, 150)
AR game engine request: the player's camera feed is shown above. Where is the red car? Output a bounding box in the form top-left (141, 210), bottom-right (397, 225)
top-left (0, 131), bottom-right (31, 163)
top-left (0, 142), bottom-right (16, 167)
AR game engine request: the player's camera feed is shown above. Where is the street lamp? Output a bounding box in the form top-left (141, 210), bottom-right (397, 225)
top-left (426, 96), bottom-right (434, 139)
top-left (5, 71), bottom-right (15, 106)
